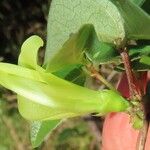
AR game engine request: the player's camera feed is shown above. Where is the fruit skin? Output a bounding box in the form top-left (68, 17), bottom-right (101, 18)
top-left (102, 72), bottom-right (149, 150)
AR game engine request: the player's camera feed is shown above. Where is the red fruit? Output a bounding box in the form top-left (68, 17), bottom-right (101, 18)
top-left (102, 72), bottom-right (149, 150)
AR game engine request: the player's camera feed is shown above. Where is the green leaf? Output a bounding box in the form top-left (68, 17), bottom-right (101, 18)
top-left (46, 23), bottom-right (121, 72)
top-left (53, 64), bottom-right (86, 86)
top-left (64, 66), bottom-right (86, 86)
top-left (131, 0), bottom-right (145, 6)
top-left (140, 55), bottom-right (150, 65)
top-left (129, 45), bottom-right (150, 57)
top-left (46, 24), bottom-right (120, 72)
top-left (84, 25), bottom-right (120, 65)
top-left (31, 120), bottom-right (60, 148)
top-left (111, 0), bottom-right (150, 40)
top-left (44, 0), bottom-right (125, 65)
top-left (46, 24), bottom-right (93, 72)
top-left (18, 35), bottom-right (44, 69)
top-left (53, 64), bottom-right (82, 78)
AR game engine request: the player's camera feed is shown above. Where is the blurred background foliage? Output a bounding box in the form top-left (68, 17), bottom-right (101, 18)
top-left (0, 1), bottom-right (103, 149)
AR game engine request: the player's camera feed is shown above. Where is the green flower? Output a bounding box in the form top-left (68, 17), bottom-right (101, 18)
top-left (0, 35), bottom-right (129, 121)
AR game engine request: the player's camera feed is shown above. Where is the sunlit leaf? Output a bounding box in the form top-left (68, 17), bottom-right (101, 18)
top-left (44, 0), bottom-right (125, 65)
top-left (46, 23), bottom-right (121, 73)
top-left (46, 24), bottom-right (93, 72)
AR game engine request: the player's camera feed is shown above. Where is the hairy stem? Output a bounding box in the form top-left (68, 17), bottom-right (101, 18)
top-left (119, 47), bottom-right (149, 150)
top-left (120, 48), bottom-right (141, 100)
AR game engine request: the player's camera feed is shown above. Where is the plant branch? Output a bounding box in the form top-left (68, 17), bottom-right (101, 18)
top-left (119, 47), bottom-right (149, 150)
top-left (119, 47), bottom-right (141, 100)
top-left (87, 65), bottom-right (117, 92)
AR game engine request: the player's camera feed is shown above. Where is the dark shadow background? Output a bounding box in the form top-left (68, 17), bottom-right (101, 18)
top-left (0, 0), bottom-right (51, 63)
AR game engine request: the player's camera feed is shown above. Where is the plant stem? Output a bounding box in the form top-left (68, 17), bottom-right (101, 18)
top-left (119, 47), bottom-right (149, 150)
top-left (120, 47), bottom-right (141, 100)
top-left (87, 65), bottom-right (117, 92)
